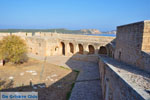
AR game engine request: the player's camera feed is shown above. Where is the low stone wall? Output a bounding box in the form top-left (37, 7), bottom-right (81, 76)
top-left (34, 32), bottom-right (115, 43)
top-left (99, 56), bottom-right (150, 100)
top-left (70, 54), bottom-right (99, 63)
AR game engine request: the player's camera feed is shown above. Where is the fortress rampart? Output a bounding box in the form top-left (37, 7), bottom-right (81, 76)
top-left (98, 21), bottom-right (150, 100)
top-left (0, 32), bottom-right (115, 62)
top-left (0, 21), bottom-right (150, 100)
top-left (115, 20), bottom-right (150, 73)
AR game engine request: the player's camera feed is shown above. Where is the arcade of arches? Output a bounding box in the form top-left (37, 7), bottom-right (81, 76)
top-left (60, 42), bottom-right (108, 56)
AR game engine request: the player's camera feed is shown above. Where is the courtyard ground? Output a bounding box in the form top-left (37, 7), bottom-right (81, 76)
top-left (0, 58), bottom-right (79, 100)
top-left (28, 54), bottom-right (103, 100)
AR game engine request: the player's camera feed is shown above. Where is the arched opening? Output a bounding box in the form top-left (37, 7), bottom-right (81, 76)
top-left (69, 43), bottom-right (74, 53)
top-left (106, 43), bottom-right (114, 57)
top-left (78, 44), bottom-right (84, 54)
top-left (61, 42), bottom-right (65, 55)
top-left (88, 45), bottom-right (95, 54)
top-left (99, 46), bottom-right (107, 55)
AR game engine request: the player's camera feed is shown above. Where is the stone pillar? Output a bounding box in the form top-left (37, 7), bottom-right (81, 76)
top-left (83, 44), bottom-right (88, 55)
top-left (74, 43), bottom-right (79, 54)
top-left (95, 46), bottom-right (100, 55)
top-left (65, 42), bottom-right (69, 56)
top-left (58, 42), bottom-right (62, 55)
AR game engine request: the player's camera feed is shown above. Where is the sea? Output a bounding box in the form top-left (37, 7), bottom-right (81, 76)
top-left (86, 33), bottom-right (116, 37)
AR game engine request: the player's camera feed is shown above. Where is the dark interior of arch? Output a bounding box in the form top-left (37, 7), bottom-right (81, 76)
top-left (99, 46), bottom-right (107, 54)
top-left (88, 45), bottom-right (95, 54)
top-left (61, 42), bottom-right (65, 55)
top-left (78, 44), bottom-right (84, 54)
top-left (69, 43), bottom-right (74, 53)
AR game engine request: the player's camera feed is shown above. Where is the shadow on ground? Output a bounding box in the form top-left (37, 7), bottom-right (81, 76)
top-left (0, 70), bottom-right (78, 100)
top-left (0, 52), bottom-right (103, 100)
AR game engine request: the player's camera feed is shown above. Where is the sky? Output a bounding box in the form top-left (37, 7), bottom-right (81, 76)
top-left (0, 0), bottom-right (149, 31)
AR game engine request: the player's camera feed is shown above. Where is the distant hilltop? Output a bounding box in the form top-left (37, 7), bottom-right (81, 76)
top-left (0, 29), bottom-right (115, 35)
top-left (80, 29), bottom-right (101, 34)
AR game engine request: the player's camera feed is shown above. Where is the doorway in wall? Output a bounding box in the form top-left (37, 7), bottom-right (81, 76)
top-left (88, 45), bottom-right (95, 54)
top-left (61, 42), bottom-right (65, 55)
top-left (78, 44), bottom-right (84, 54)
top-left (69, 43), bottom-right (74, 54)
top-left (99, 46), bottom-right (107, 55)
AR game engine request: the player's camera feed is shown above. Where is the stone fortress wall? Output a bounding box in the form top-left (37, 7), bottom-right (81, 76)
top-left (0, 20), bottom-right (150, 100)
top-left (29, 32), bottom-right (115, 56)
top-left (99, 21), bottom-right (150, 100)
top-left (0, 21), bottom-right (149, 72)
top-left (0, 32), bottom-right (115, 62)
top-left (114, 20), bottom-right (150, 73)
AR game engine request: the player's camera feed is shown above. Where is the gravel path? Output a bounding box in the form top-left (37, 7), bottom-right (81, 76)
top-left (28, 54), bottom-right (103, 100)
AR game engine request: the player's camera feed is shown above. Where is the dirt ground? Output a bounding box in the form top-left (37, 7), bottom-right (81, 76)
top-left (0, 58), bottom-right (79, 100)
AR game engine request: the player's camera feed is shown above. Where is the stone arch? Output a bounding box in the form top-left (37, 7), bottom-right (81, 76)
top-left (69, 43), bottom-right (74, 53)
top-left (78, 44), bottom-right (84, 54)
top-left (106, 43), bottom-right (114, 57)
top-left (99, 46), bottom-right (107, 55)
top-left (61, 42), bottom-right (65, 55)
top-left (88, 45), bottom-right (95, 54)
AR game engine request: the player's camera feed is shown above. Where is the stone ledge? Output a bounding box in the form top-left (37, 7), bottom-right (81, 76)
top-left (99, 56), bottom-right (150, 100)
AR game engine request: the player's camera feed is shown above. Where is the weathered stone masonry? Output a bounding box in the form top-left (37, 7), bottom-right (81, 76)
top-left (114, 21), bottom-right (150, 73)
top-left (99, 21), bottom-right (150, 100)
top-left (0, 32), bottom-right (115, 62)
top-left (99, 56), bottom-right (150, 100)
top-left (0, 20), bottom-right (150, 100)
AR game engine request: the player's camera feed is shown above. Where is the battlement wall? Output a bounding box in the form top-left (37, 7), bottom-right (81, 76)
top-left (115, 20), bottom-right (150, 73)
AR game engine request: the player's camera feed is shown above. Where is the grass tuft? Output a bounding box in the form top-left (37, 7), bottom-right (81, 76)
top-left (59, 66), bottom-right (70, 70)
top-left (66, 82), bottom-right (75, 100)
top-left (66, 70), bottom-right (80, 100)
